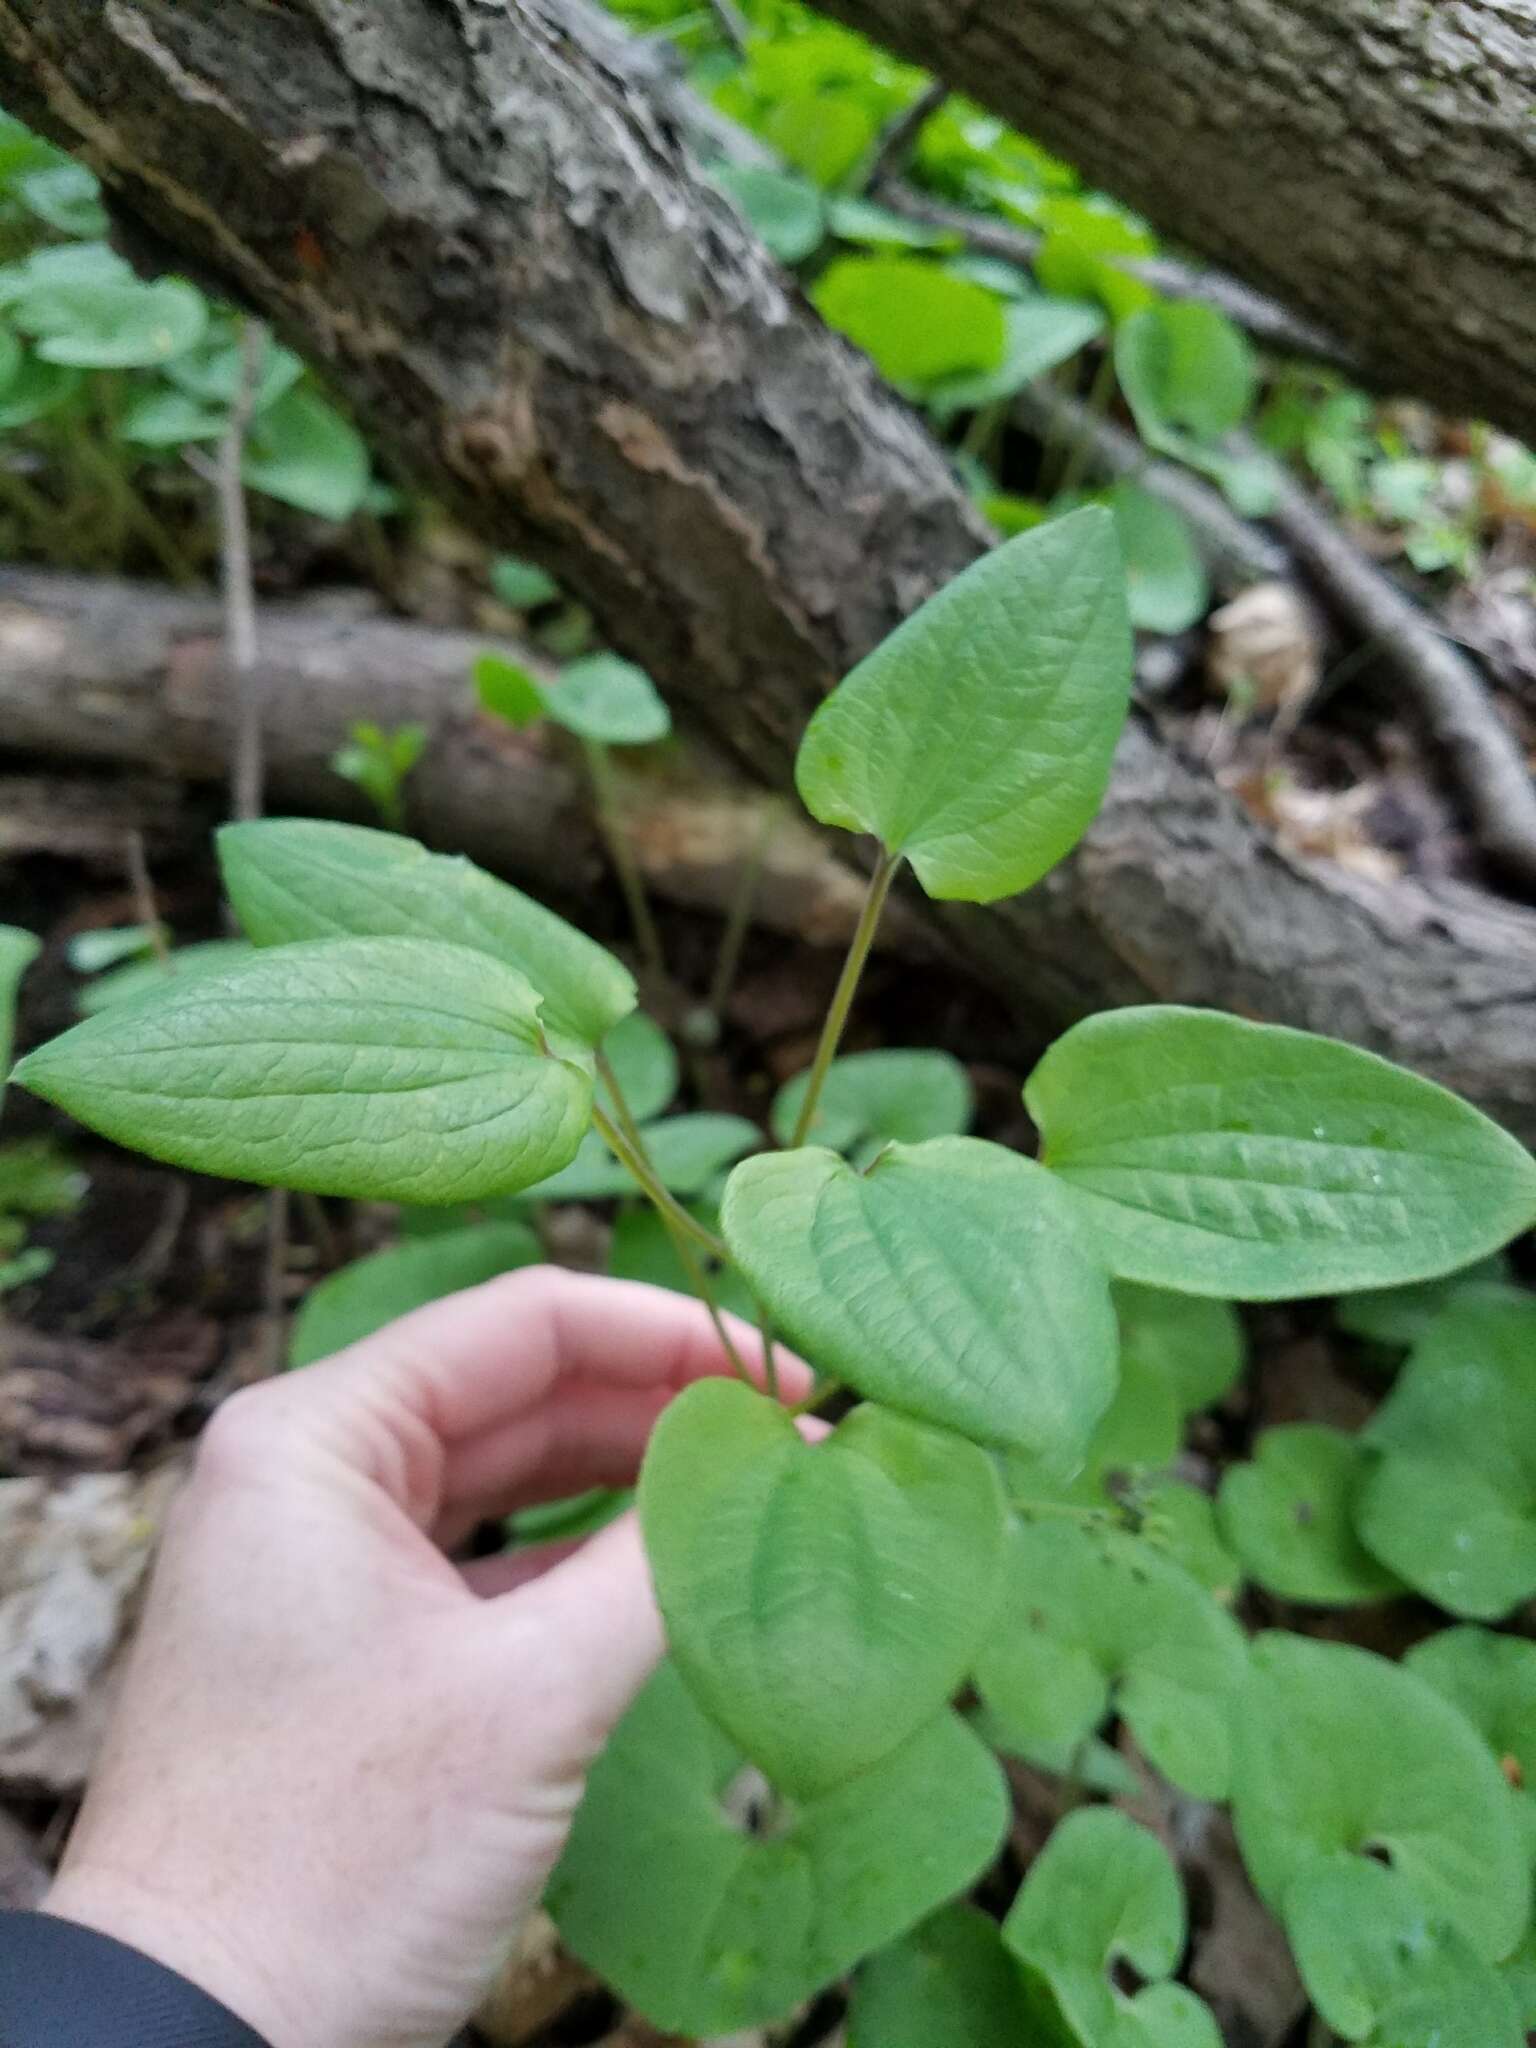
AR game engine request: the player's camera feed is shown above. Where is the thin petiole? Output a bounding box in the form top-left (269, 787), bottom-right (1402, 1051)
top-left (788, 848), bottom-right (900, 1149)
top-left (590, 1102), bottom-right (728, 1264)
top-left (788, 1378), bottom-right (845, 1421)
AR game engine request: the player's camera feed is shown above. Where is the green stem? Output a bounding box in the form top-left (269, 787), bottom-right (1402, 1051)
top-left (788, 1378), bottom-right (845, 1420)
top-left (788, 849), bottom-right (900, 1149)
top-left (583, 738), bottom-right (667, 987)
top-left (590, 1081), bottom-right (749, 1385)
top-left (590, 1102), bottom-right (728, 1263)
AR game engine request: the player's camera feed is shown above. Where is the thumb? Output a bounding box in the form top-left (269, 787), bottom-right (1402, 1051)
top-left (478, 1512), bottom-right (664, 1780)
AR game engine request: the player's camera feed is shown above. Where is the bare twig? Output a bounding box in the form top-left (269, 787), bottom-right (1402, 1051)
top-left (1253, 442), bottom-right (1536, 890)
top-left (123, 829), bottom-right (169, 963)
top-left (218, 318), bottom-right (268, 825)
top-left (861, 79), bottom-right (947, 193)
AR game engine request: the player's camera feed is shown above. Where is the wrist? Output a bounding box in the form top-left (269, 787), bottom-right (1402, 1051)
top-left (44, 1865), bottom-right (299, 2048)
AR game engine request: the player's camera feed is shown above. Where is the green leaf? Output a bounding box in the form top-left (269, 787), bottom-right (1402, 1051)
top-left (14, 161), bottom-right (108, 237)
top-left (547, 1663), bottom-right (1008, 2035)
top-left (164, 330), bottom-right (303, 411)
top-left (927, 295), bottom-right (1104, 418)
top-left (721, 1137), bottom-right (1117, 1459)
top-left (1003, 1807), bottom-right (1222, 2048)
top-left (1114, 1280), bottom-right (1244, 1414)
top-left (1140, 1481), bottom-right (1241, 1601)
top-left (0, 324), bottom-right (20, 397)
top-left (0, 925), bottom-right (39, 1086)
top-left (713, 165), bottom-right (826, 264)
top-left (507, 1486), bottom-right (629, 1548)
top-left (488, 554), bottom-right (560, 610)
top-left (1230, 1632), bottom-right (1529, 1961)
top-left (795, 509), bottom-right (1132, 902)
top-left (218, 819), bottom-right (635, 1053)
top-left (289, 1220), bottom-right (541, 1367)
top-left (763, 92), bottom-right (877, 187)
top-left (0, 352), bottom-right (79, 430)
top-left (76, 940), bottom-right (253, 1016)
top-left (975, 1517), bottom-right (1248, 1798)
top-left (0, 241), bottom-right (130, 303)
top-left (1106, 482), bottom-right (1209, 635)
top-left (1027, 1006), bottom-right (1536, 1298)
top-left (0, 1137), bottom-right (87, 1218)
top-left (118, 383), bottom-right (227, 448)
top-left (1217, 1425), bottom-right (1401, 1605)
top-left (1282, 1856), bottom-right (1523, 2047)
top-left (1405, 1627), bottom-right (1536, 1816)
top-left (66, 926), bottom-right (165, 974)
top-left (543, 655), bottom-right (670, 746)
top-left (769, 1047), bottom-right (971, 1154)
top-left (1034, 199), bottom-right (1156, 323)
top-left (1334, 1256), bottom-right (1510, 1350)
top-left (14, 277), bottom-right (206, 369)
top-left (596, 1010), bottom-right (678, 1125)
top-left (241, 389), bottom-right (369, 520)
top-left (642, 1381), bottom-right (1006, 1795)
top-left (473, 652), bottom-right (546, 729)
top-left (827, 197), bottom-right (960, 252)
top-left (1114, 302), bottom-right (1256, 447)
top-left (1355, 1287), bottom-right (1536, 1618)
top-left (848, 1905), bottom-right (1038, 2047)
top-left (529, 1113), bottom-right (760, 1202)
top-left (13, 936), bottom-right (594, 1206)
top-left (813, 255), bottom-right (1008, 389)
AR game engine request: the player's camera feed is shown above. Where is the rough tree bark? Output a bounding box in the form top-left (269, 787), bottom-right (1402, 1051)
top-left (3, 2), bottom-right (1535, 1142)
top-left (817, 0), bottom-right (1536, 445)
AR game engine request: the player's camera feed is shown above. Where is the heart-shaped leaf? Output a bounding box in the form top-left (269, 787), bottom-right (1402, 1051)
top-left (219, 819), bottom-right (635, 1052)
top-left (1003, 1807), bottom-right (1221, 2048)
top-left (546, 1662), bottom-right (1008, 2035)
top-left (288, 1219), bottom-right (541, 1367)
top-left (848, 1906), bottom-right (1039, 2047)
top-left (795, 509), bottom-right (1132, 903)
top-left (1283, 1856), bottom-right (1523, 2047)
top-left (641, 1380), bottom-right (1007, 1795)
top-left (974, 1518), bottom-right (1248, 1798)
top-left (1230, 1632), bottom-right (1528, 1961)
top-left (769, 1047), bottom-right (972, 1154)
top-left (721, 1137), bottom-right (1117, 1459)
top-left (1355, 1287), bottom-right (1536, 1618)
top-left (1218, 1425), bottom-right (1402, 1606)
top-left (596, 1010), bottom-right (677, 1125)
top-left (13, 936), bottom-right (593, 1206)
top-left (14, 276), bottom-right (206, 368)
top-left (814, 254), bottom-right (1007, 389)
top-left (1027, 1007), bottom-right (1536, 1298)
top-left (1114, 302), bottom-right (1256, 447)
top-left (544, 655), bottom-right (670, 746)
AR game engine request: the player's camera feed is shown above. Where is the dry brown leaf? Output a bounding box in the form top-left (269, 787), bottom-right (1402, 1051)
top-left (1220, 770), bottom-right (1403, 884)
top-left (1206, 582), bottom-right (1321, 716)
top-left (0, 1462), bottom-right (183, 1793)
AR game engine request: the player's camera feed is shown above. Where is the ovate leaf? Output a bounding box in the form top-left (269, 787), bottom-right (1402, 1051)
top-left (1107, 482), bottom-right (1209, 635)
top-left (472, 651), bottom-right (546, 728)
top-left (13, 937), bottom-right (594, 1206)
top-left (1114, 302), bottom-right (1255, 447)
top-left (489, 554), bottom-right (560, 610)
top-left (712, 164), bottom-right (825, 264)
top-left (848, 1906), bottom-right (1038, 2047)
top-left (813, 255), bottom-right (1007, 389)
top-left (974, 1517), bottom-right (1248, 1798)
top-left (1230, 1632), bottom-right (1528, 1961)
top-left (288, 1220), bottom-right (541, 1367)
top-left (1355, 1287), bottom-right (1536, 1618)
top-left (544, 655), bottom-right (670, 746)
top-left (241, 389), bottom-right (369, 520)
top-left (796, 509), bottom-right (1132, 902)
top-left (1218, 1425), bottom-right (1402, 1606)
top-left (547, 1663), bottom-right (1008, 2035)
top-left (721, 1137), bottom-right (1117, 1459)
top-left (118, 384), bottom-right (227, 447)
top-left (769, 1047), bottom-right (971, 1154)
top-left (596, 1010), bottom-right (677, 1124)
top-left (1027, 1007), bottom-right (1536, 1298)
top-left (641, 1381), bottom-right (1007, 1796)
top-left (219, 819), bottom-right (635, 1051)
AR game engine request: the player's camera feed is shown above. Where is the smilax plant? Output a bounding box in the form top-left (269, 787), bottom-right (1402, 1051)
top-left (13, 508), bottom-right (1536, 2038)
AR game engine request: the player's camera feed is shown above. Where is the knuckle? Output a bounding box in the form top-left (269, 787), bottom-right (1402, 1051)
top-left (193, 1382), bottom-right (292, 1482)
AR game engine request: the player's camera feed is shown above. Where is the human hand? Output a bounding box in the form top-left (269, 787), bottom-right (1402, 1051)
top-left (44, 1266), bottom-right (804, 2048)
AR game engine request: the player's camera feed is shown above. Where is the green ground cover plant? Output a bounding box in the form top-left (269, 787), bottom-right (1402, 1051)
top-left (13, 509), bottom-right (1536, 2040)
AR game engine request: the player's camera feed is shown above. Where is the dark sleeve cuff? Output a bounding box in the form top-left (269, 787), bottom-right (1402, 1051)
top-left (0, 1910), bottom-right (272, 2048)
